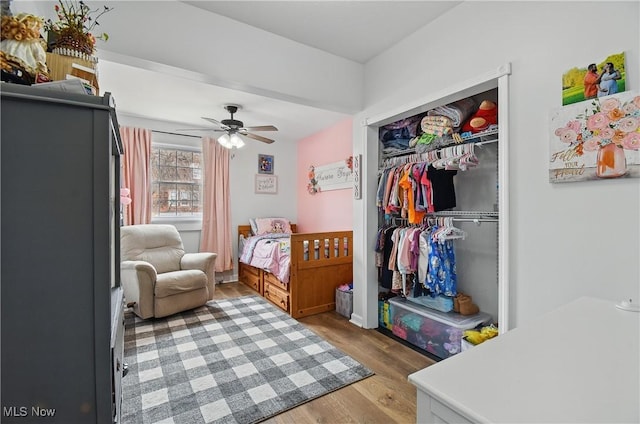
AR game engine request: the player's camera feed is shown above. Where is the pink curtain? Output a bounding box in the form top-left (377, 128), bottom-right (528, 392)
top-left (200, 137), bottom-right (233, 272)
top-left (120, 127), bottom-right (152, 225)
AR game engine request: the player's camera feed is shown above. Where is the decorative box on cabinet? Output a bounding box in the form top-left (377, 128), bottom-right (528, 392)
top-left (1, 83), bottom-right (125, 424)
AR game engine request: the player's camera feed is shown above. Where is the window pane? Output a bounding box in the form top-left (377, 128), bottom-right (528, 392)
top-left (151, 148), bottom-right (160, 168)
top-left (151, 183), bottom-right (160, 215)
top-left (159, 200), bottom-right (177, 216)
top-left (177, 150), bottom-right (191, 167)
top-left (177, 167), bottom-right (192, 182)
top-left (151, 163), bottom-right (159, 180)
top-left (159, 166), bottom-right (177, 182)
top-left (192, 152), bottom-right (201, 169)
top-left (193, 168), bottom-right (202, 180)
top-left (159, 150), bottom-right (176, 166)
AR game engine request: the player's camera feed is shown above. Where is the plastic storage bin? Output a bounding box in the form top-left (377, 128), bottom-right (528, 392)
top-left (389, 297), bottom-right (491, 359)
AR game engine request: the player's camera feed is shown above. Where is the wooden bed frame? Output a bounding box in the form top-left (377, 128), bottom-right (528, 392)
top-left (238, 225), bottom-right (353, 318)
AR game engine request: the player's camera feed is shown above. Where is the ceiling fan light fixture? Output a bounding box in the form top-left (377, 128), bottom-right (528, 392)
top-left (217, 133), bottom-right (233, 149)
top-left (202, 104), bottom-right (277, 146)
top-left (230, 133), bottom-right (245, 148)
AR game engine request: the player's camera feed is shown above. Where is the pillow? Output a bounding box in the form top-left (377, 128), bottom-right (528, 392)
top-left (249, 218), bottom-right (259, 235)
top-left (254, 217), bottom-right (292, 235)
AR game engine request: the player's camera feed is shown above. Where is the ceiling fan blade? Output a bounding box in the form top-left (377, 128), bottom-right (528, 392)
top-left (175, 128), bottom-right (225, 132)
top-left (243, 125), bottom-right (278, 132)
top-left (201, 117), bottom-right (230, 130)
top-left (243, 132), bottom-right (275, 144)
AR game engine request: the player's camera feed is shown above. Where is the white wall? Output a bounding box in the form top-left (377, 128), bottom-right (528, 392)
top-left (356, 1), bottom-right (640, 328)
top-left (118, 114), bottom-right (297, 281)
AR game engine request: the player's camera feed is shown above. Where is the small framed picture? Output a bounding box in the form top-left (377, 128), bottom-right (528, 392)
top-left (258, 154), bottom-right (274, 174)
top-left (255, 174), bottom-right (277, 194)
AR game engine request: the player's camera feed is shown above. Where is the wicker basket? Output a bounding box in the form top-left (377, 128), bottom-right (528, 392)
top-left (51, 30), bottom-right (94, 56)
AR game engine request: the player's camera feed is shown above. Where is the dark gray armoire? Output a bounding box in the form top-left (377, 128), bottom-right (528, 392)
top-left (1, 83), bottom-right (125, 424)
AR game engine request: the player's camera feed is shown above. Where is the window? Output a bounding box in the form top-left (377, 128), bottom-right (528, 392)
top-left (150, 145), bottom-right (202, 218)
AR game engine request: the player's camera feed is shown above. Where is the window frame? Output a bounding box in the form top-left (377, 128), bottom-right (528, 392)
top-left (150, 142), bottom-right (203, 224)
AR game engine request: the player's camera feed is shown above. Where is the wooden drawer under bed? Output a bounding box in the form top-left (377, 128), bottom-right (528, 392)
top-left (239, 262), bottom-right (262, 295)
top-left (263, 271), bottom-right (288, 292)
top-left (264, 281), bottom-right (290, 313)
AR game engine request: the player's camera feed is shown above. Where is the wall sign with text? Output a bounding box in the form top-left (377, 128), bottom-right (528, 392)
top-left (255, 174), bottom-right (278, 194)
top-left (307, 158), bottom-right (353, 194)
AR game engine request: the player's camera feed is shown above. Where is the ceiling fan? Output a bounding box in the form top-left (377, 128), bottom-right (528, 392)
top-left (179, 104), bottom-right (278, 148)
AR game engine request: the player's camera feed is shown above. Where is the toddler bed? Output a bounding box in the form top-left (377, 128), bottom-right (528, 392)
top-left (238, 220), bottom-right (353, 318)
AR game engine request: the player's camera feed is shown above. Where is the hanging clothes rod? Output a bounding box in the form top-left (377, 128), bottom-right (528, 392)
top-left (151, 129), bottom-right (202, 139)
top-left (425, 212), bottom-right (499, 225)
top-left (447, 217), bottom-right (498, 224)
top-left (425, 210), bottom-right (499, 218)
top-left (475, 138), bottom-right (498, 147)
top-left (390, 216), bottom-right (498, 226)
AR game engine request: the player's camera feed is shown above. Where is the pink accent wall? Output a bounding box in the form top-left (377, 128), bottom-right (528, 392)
top-left (297, 118), bottom-right (353, 232)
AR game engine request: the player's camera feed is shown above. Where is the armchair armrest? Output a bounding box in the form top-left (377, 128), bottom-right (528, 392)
top-left (120, 260), bottom-right (157, 319)
top-left (182, 252), bottom-right (217, 300)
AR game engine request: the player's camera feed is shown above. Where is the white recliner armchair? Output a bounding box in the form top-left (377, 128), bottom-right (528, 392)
top-left (120, 224), bottom-right (217, 319)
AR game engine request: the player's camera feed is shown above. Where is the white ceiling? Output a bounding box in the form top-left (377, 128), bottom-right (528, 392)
top-left (183, 1), bottom-right (461, 64)
top-left (98, 1), bottom-right (461, 144)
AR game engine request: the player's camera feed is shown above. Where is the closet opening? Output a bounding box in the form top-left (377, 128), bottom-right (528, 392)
top-left (357, 64), bottom-right (511, 360)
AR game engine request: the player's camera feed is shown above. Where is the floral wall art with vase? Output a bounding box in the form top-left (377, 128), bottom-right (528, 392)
top-left (549, 91), bottom-right (640, 183)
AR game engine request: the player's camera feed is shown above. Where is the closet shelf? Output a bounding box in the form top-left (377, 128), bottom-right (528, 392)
top-left (381, 128), bottom-right (499, 160)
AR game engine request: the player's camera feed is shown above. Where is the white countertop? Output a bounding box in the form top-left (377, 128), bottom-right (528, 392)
top-left (409, 297), bottom-right (640, 423)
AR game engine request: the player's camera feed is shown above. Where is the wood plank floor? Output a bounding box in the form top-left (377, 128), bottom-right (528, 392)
top-left (212, 282), bottom-right (436, 423)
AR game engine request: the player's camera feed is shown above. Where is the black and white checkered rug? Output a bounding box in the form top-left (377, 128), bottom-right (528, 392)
top-left (121, 295), bottom-right (373, 424)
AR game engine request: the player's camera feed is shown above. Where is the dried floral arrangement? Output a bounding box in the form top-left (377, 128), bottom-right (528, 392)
top-left (44, 0), bottom-right (113, 58)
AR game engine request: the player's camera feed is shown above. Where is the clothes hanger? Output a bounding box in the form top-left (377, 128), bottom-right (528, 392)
top-left (438, 217), bottom-right (467, 241)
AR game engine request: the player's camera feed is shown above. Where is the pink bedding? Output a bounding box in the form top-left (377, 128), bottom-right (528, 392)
top-left (239, 234), bottom-right (291, 283)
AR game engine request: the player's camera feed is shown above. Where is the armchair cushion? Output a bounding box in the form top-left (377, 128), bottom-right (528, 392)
top-left (181, 252), bottom-right (217, 297)
top-left (120, 224), bottom-right (184, 274)
top-left (155, 270), bottom-right (207, 298)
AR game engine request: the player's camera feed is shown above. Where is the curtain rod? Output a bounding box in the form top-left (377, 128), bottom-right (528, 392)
top-left (151, 129), bottom-right (202, 139)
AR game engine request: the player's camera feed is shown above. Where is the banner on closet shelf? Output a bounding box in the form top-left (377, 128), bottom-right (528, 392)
top-left (308, 157), bottom-right (354, 194)
top-left (548, 90), bottom-right (640, 183)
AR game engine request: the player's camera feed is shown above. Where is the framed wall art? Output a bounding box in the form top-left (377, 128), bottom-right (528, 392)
top-left (562, 51), bottom-right (626, 106)
top-left (549, 90), bottom-right (640, 183)
top-left (258, 154), bottom-right (274, 174)
top-left (255, 174), bottom-right (278, 194)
